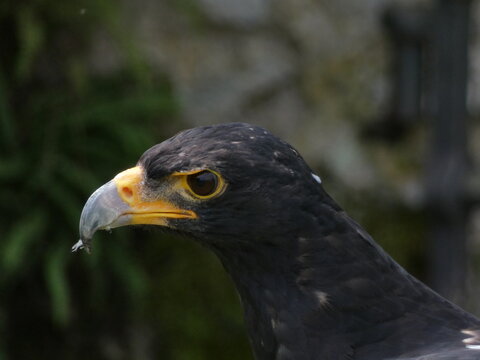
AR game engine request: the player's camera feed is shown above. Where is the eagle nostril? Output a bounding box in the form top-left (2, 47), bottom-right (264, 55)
top-left (121, 186), bottom-right (134, 199)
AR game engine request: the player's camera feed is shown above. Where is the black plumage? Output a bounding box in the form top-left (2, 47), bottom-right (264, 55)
top-left (78, 123), bottom-right (480, 360)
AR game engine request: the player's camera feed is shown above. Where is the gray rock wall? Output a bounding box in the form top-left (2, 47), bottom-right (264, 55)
top-left (110, 0), bottom-right (433, 191)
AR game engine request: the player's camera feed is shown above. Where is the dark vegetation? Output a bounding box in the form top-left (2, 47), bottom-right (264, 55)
top-left (0, 1), bottom-right (249, 359)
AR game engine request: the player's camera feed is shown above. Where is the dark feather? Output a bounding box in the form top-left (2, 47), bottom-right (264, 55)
top-left (135, 123), bottom-right (480, 359)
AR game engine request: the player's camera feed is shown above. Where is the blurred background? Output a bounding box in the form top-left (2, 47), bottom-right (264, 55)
top-left (2, 0), bottom-right (480, 359)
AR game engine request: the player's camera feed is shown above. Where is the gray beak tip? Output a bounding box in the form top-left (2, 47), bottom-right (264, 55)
top-left (76, 179), bottom-right (131, 255)
top-left (71, 239), bottom-right (92, 254)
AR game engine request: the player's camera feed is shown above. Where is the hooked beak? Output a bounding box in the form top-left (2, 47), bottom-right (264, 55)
top-left (73, 166), bottom-right (197, 253)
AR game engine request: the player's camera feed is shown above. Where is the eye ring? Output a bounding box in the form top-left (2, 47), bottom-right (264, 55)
top-left (184, 170), bottom-right (224, 199)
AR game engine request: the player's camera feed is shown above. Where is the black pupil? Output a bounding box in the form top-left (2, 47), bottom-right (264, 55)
top-left (187, 171), bottom-right (218, 196)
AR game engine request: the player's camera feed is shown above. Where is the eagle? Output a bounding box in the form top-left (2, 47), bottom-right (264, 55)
top-left (74, 122), bottom-right (480, 360)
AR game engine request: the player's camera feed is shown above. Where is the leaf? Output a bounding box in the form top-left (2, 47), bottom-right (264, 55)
top-left (44, 241), bottom-right (71, 326)
top-left (0, 70), bottom-right (16, 152)
top-left (16, 7), bottom-right (44, 81)
top-left (56, 156), bottom-right (102, 195)
top-left (0, 157), bottom-right (26, 182)
top-left (108, 239), bottom-right (148, 307)
top-left (41, 178), bottom-right (81, 230)
top-left (1, 210), bottom-right (46, 276)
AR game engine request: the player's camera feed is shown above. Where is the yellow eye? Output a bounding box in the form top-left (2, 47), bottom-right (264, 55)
top-left (173, 169), bottom-right (226, 199)
top-left (187, 171), bottom-right (218, 196)
top-left (180, 170), bottom-right (225, 199)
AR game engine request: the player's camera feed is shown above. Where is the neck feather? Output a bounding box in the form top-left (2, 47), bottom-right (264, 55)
top-left (211, 209), bottom-right (478, 360)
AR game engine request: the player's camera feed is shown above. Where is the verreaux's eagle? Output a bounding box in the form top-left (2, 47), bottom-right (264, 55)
top-left (75, 123), bottom-right (480, 360)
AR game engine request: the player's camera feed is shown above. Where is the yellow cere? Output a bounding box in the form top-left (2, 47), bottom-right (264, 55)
top-left (112, 166), bottom-right (197, 224)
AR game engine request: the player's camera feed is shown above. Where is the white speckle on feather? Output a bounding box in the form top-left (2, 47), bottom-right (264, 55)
top-left (274, 151), bottom-right (281, 158)
top-left (314, 291), bottom-right (330, 308)
top-left (263, 130), bottom-right (268, 135)
top-left (312, 173), bottom-right (322, 184)
top-left (231, 141), bottom-right (241, 145)
top-left (179, 152), bottom-right (185, 157)
top-left (463, 330), bottom-right (480, 348)
top-left (250, 136), bottom-right (255, 140)
top-left (462, 330), bottom-right (478, 344)
top-left (249, 127), bottom-right (255, 131)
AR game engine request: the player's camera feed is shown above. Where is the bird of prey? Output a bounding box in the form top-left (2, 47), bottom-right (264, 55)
top-left (75, 122), bottom-right (480, 360)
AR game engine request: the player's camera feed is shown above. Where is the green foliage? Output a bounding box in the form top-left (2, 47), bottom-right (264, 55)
top-left (0, 1), bottom-right (251, 359)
